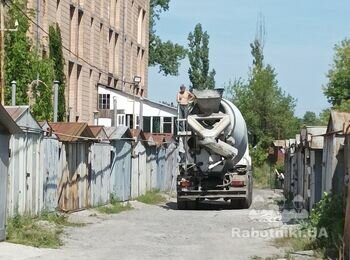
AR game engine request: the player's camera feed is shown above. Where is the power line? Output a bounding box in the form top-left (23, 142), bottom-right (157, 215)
top-left (5, 0), bottom-right (136, 86)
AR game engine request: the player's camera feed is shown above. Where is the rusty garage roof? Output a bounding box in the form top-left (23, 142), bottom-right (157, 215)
top-left (0, 104), bottom-right (21, 134)
top-left (144, 133), bottom-right (175, 147)
top-left (89, 126), bottom-right (108, 139)
top-left (50, 122), bottom-right (95, 142)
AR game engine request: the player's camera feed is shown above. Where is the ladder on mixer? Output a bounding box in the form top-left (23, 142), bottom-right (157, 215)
top-left (176, 105), bottom-right (191, 136)
top-left (176, 105), bottom-right (191, 172)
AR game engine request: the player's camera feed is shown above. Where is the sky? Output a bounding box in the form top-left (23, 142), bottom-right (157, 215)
top-left (148, 0), bottom-right (350, 117)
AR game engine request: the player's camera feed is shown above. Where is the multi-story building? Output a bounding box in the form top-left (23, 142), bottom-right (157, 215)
top-left (28, 0), bottom-right (149, 124)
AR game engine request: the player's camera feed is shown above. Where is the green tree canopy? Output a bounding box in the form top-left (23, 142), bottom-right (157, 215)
top-left (227, 39), bottom-right (299, 148)
top-left (301, 111), bottom-right (323, 126)
top-left (49, 24), bottom-right (66, 121)
top-left (5, 0), bottom-right (54, 120)
top-left (149, 0), bottom-right (186, 76)
top-left (188, 23), bottom-right (216, 90)
top-left (324, 39), bottom-right (350, 107)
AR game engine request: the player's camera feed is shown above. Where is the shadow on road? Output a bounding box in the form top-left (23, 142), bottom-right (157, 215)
top-left (160, 200), bottom-right (245, 211)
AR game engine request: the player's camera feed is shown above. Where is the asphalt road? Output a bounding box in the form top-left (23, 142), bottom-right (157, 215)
top-left (0, 189), bottom-right (286, 260)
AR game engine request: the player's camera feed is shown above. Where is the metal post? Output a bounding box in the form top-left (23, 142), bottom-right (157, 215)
top-left (0, 1), bottom-right (5, 105)
top-left (53, 80), bottom-right (59, 122)
top-left (113, 97), bottom-right (117, 127)
top-left (132, 85), bottom-right (136, 129)
top-left (139, 96), bottom-right (143, 130)
top-left (11, 80), bottom-right (16, 106)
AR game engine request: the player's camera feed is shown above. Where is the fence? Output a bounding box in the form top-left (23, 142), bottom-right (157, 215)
top-left (4, 124), bottom-right (178, 216)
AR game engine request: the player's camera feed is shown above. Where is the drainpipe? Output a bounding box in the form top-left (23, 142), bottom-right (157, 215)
top-left (121, 0), bottom-right (126, 92)
top-left (53, 80), bottom-right (59, 122)
top-left (11, 80), bottom-right (16, 106)
top-left (113, 97), bottom-right (118, 127)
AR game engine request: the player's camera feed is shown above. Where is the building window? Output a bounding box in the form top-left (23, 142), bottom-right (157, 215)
top-left (163, 117), bottom-right (172, 134)
top-left (98, 94), bottom-right (110, 109)
top-left (109, 30), bottom-right (114, 73)
top-left (126, 114), bottom-right (134, 129)
top-left (143, 116), bottom-right (151, 132)
top-left (114, 33), bottom-right (119, 75)
top-left (137, 8), bottom-right (145, 45)
top-left (173, 117), bottom-right (178, 134)
top-left (118, 115), bottom-right (125, 126)
top-left (78, 10), bottom-right (83, 57)
top-left (153, 117), bottom-right (161, 133)
top-left (69, 5), bottom-right (76, 54)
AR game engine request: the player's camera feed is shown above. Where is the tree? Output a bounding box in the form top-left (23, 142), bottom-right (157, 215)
top-left (5, 0), bottom-right (34, 105)
top-left (227, 39), bottom-right (299, 149)
top-left (49, 24), bottom-right (66, 121)
top-left (5, 0), bottom-right (54, 120)
top-left (188, 23), bottom-right (216, 90)
top-left (149, 0), bottom-right (186, 76)
top-left (324, 39), bottom-right (350, 106)
top-left (301, 111), bottom-right (323, 126)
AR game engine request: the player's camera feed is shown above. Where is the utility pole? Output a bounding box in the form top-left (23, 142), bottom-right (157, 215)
top-left (0, 0), bottom-right (5, 105)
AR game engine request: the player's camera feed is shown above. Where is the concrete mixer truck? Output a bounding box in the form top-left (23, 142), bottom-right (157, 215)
top-left (176, 89), bottom-right (253, 210)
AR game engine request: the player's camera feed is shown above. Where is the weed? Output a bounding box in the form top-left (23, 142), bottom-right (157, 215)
top-left (6, 212), bottom-right (80, 248)
top-left (136, 191), bottom-right (167, 205)
top-left (96, 201), bottom-right (132, 214)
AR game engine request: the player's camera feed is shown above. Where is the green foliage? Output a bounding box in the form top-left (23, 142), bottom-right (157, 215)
top-left (274, 161), bottom-right (284, 173)
top-left (300, 111), bottom-right (326, 126)
top-left (308, 193), bottom-right (345, 253)
top-left (149, 0), bottom-right (186, 76)
top-left (136, 190), bottom-right (166, 204)
top-left (5, 0), bottom-right (55, 120)
top-left (227, 39), bottom-right (299, 147)
top-left (324, 39), bottom-right (350, 106)
top-left (6, 213), bottom-right (80, 248)
top-left (253, 163), bottom-right (273, 189)
top-left (319, 109), bottom-right (330, 125)
top-left (30, 56), bottom-right (55, 121)
top-left (96, 198), bottom-right (132, 214)
top-left (188, 23), bottom-right (216, 90)
top-left (4, 0), bottom-right (34, 105)
top-left (250, 144), bottom-right (268, 168)
top-left (49, 24), bottom-right (66, 121)
top-left (333, 99), bottom-right (350, 113)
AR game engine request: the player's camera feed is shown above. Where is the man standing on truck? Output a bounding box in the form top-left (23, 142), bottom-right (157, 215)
top-left (176, 84), bottom-right (194, 131)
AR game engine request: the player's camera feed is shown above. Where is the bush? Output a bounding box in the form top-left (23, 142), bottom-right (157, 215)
top-left (251, 145), bottom-right (268, 167)
top-left (308, 193), bottom-right (345, 254)
top-left (253, 163), bottom-right (274, 189)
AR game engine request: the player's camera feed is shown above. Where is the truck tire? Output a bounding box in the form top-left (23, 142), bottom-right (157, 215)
top-left (230, 199), bottom-right (242, 209)
top-left (177, 199), bottom-right (187, 210)
top-left (186, 200), bottom-right (198, 210)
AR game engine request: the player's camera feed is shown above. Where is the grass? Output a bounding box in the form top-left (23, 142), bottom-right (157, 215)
top-left (96, 201), bottom-right (132, 214)
top-left (6, 212), bottom-right (82, 248)
top-left (253, 163), bottom-right (275, 189)
top-left (136, 190), bottom-right (167, 205)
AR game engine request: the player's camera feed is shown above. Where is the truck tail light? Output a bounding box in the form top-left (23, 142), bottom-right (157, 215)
top-left (179, 179), bottom-right (191, 188)
top-left (231, 180), bottom-right (245, 187)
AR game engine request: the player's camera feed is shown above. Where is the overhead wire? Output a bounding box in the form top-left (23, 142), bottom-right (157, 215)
top-left (4, 0), bottom-right (137, 86)
top-left (17, 125), bottom-right (176, 145)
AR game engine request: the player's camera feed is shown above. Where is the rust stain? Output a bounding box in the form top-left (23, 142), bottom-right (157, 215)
top-left (50, 122), bottom-right (94, 142)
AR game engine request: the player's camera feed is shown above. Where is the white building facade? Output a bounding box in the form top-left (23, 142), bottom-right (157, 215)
top-left (97, 85), bottom-right (177, 134)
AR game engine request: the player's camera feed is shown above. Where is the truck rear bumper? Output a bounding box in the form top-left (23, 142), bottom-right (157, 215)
top-left (177, 189), bottom-right (247, 200)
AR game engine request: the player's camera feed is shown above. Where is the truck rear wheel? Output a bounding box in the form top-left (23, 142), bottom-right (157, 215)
top-left (177, 199), bottom-right (198, 210)
top-left (177, 199), bottom-right (187, 210)
top-left (230, 196), bottom-right (251, 209)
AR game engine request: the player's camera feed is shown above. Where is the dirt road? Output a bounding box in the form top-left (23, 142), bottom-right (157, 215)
top-left (0, 189), bottom-right (286, 260)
